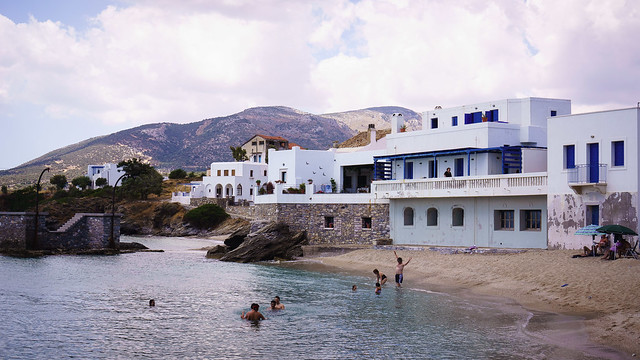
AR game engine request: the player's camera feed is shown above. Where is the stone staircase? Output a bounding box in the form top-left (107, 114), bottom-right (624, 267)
top-left (56, 214), bottom-right (84, 232)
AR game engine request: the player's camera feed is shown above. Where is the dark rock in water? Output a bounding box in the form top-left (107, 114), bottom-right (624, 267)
top-left (219, 222), bottom-right (307, 263)
top-left (119, 242), bottom-right (149, 250)
top-left (206, 244), bottom-right (228, 259)
top-left (223, 223), bottom-right (251, 250)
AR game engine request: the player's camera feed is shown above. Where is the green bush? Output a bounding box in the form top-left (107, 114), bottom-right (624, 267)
top-left (183, 204), bottom-right (229, 229)
top-left (169, 169), bottom-right (187, 179)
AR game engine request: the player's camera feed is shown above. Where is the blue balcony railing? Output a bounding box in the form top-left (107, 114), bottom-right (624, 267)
top-left (567, 164), bottom-right (607, 184)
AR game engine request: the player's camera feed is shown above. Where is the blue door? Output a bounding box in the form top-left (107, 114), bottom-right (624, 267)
top-left (589, 205), bottom-right (599, 225)
top-left (588, 143), bottom-right (599, 183)
top-left (405, 162), bottom-right (413, 179)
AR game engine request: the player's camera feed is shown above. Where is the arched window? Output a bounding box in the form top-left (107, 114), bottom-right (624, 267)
top-left (452, 207), bottom-right (464, 226)
top-left (237, 184), bottom-right (242, 196)
top-left (427, 207), bottom-right (438, 226)
top-left (403, 207), bottom-right (414, 226)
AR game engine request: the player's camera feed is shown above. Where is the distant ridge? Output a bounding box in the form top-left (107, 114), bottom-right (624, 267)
top-left (0, 106), bottom-right (421, 188)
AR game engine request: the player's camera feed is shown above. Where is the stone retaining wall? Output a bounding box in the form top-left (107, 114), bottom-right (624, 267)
top-left (0, 212), bottom-right (121, 251)
top-left (226, 203), bottom-right (389, 245)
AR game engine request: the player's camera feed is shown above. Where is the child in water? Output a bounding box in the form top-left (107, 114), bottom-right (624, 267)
top-left (375, 283), bottom-right (381, 295)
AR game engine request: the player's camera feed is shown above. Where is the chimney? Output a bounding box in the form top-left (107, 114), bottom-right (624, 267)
top-left (368, 124), bottom-right (376, 144)
top-left (391, 113), bottom-right (404, 134)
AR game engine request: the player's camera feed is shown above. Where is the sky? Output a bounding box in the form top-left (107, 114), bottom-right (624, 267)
top-left (1, 0), bottom-right (639, 170)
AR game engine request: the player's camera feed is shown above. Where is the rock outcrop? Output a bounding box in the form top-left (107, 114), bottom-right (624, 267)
top-left (219, 222), bottom-right (307, 263)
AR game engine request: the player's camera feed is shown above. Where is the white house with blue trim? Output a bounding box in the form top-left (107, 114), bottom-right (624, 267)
top-left (372, 97), bottom-right (571, 249)
top-left (547, 106), bottom-right (640, 249)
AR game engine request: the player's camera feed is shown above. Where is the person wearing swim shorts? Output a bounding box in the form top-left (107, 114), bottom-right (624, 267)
top-left (394, 250), bottom-right (412, 288)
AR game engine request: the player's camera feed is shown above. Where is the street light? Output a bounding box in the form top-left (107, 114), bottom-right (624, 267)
top-left (33, 167), bottom-right (50, 250)
top-left (109, 173), bottom-right (129, 249)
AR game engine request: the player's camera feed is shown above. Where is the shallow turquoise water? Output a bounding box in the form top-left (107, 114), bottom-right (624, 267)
top-left (0, 236), bottom-right (625, 359)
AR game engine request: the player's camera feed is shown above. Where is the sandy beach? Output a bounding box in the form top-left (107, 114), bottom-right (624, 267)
top-left (316, 247), bottom-right (640, 356)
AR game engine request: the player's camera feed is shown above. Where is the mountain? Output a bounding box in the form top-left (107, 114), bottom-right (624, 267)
top-left (0, 106), bottom-right (421, 188)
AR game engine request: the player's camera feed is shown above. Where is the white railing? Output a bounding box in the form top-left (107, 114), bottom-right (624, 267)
top-left (373, 173), bottom-right (547, 198)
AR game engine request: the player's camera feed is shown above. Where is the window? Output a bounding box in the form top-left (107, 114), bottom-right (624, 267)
top-left (249, 188), bottom-right (253, 196)
top-left (452, 116), bottom-right (458, 126)
top-left (250, 170), bottom-right (254, 177)
top-left (427, 208), bottom-right (438, 226)
top-left (454, 158), bottom-right (464, 177)
top-left (550, 110), bottom-right (557, 117)
top-left (224, 170), bottom-right (229, 176)
top-left (464, 111), bottom-right (482, 124)
top-left (612, 141), bottom-right (624, 167)
top-left (259, 141), bottom-right (264, 145)
top-left (324, 216), bottom-right (334, 229)
top-left (362, 217), bottom-right (372, 229)
top-left (494, 210), bottom-right (514, 230)
top-left (258, 155), bottom-right (262, 162)
top-left (344, 176), bottom-right (353, 189)
top-left (252, 141), bottom-right (257, 146)
top-left (485, 109), bottom-right (499, 122)
top-left (237, 184), bottom-right (242, 196)
top-left (452, 207), bottom-right (464, 226)
top-left (403, 207), bottom-right (414, 226)
top-left (428, 160), bottom-right (437, 178)
top-left (281, 171), bottom-right (287, 183)
top-left (563, 145), bottom-right (575, 169)
top-left (231, 169), bottom-right (236, 176)
top-left (217, 170), bottom-right (221, 176)
top-left (521, 210), bottom-right (542, 231)
top-left (264, 170), bottom-right (267, 176)
top-left (431, 118), bottom-right (438, 129)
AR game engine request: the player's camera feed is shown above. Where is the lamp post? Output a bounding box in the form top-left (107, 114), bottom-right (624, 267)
top-left (33, 167), bottom-right (50, 250)
top-left (109, 173), bottom-right (128, 249)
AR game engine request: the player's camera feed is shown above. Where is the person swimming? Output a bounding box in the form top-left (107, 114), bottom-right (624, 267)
top-left (241, 303), bottom-right (265, 321)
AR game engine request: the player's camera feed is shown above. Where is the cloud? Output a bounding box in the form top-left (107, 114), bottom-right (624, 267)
top-left (1, 0), bottom-right (639, 169)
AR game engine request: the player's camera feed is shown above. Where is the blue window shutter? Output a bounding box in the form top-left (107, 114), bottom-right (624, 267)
top-left (464, 113), bottom-right (472, 124)
top-left (472, 112), bottom-right (482, 123)
top-left (566, 145), bottom-right (575, 169)
top-left (613, 141), bottom-right (624, 166)
top-left (491, 109), bottom-right (499, 122)
top-left (452, 116), bottom-right (458, 126)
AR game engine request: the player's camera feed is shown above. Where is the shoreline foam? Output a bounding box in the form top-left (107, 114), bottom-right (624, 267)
top-left (308, 247), bottom-right (640, 357)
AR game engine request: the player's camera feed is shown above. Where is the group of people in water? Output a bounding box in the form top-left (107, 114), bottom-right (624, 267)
top-left (240, 296), bottom-right (284, 321)
top-left (362, 250), bottom-right (412, 295)
top-left (242, 251), bottom-right (413, 321)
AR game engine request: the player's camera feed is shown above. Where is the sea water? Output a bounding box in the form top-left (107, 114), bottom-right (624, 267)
top-left (0, 236), bottom-right (625, 359)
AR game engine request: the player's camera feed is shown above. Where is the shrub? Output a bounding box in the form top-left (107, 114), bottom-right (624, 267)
top-left (169, 169), bottom-right (187, 179)
top-left (183, 204), bottom-right (229, 229)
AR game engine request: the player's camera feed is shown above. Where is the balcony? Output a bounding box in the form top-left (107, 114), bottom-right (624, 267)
top-left (372, 173), bottom-right (547, 199)
top-left (567, 164), bottom-right (607, 194)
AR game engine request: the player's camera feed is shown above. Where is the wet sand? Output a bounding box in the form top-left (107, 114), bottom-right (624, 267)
top-left (310, 247), bottom-right (640, 357)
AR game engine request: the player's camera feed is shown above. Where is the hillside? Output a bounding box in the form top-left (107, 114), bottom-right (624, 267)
top-left (0, 106), bottom-right (420, 188)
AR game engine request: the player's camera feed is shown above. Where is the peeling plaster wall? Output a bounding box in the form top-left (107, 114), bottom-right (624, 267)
top-left (548, 191), bottom-right (638, 250)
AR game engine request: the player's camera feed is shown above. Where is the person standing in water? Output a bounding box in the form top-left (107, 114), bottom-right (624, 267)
top-left (241, 303), bottom-right (265, 321)
top-left (373, 269), bottom-right (388, 285)
top-left (394, 250), bottom-right (412, 288)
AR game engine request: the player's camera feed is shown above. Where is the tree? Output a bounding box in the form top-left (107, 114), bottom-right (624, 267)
top-left (117, 158), bottom-right (163, 200)
top-left (230, 146), bottom-right (248, 162)
top-left (50, 174), bottom-right (68, 190)
top-left (95, 177), bottom-right (108, 187)
top-left (1, 185), bottom-right (7, 195)
top-left (169, 169), bottom-right (187, 179)
top-left (72, 176), bottom-right (91, 190)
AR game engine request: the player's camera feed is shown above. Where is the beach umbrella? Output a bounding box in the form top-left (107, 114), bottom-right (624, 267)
top-left (574, 224), bottom-right (605, 237)
top-left (596, 224), bottom-right (638, 236)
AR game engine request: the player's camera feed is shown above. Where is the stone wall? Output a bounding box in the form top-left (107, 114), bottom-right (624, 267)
top-left (0, 212), bottom-right (121, 251)
top-left (243, 203), bottom-right (389, 245)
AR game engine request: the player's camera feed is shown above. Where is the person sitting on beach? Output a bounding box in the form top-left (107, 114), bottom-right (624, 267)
top-left (595, 234), bottom-right (610, 255)
top-left (273, 296), bottom-right (285, 310)
top-left (394, 250), bottom-right (412, 288)
top-left (373, 269), bottom-right (388, 285)
top-left (241, 303), bottom-right (266, 321)
top-left (375, 282), bottom-right (381, 295)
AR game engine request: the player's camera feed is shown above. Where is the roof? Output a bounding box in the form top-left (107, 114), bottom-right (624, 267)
top-left (254, 134), bottom-right (288, 141)
top-left (288, 142), bottom-right (304, 149)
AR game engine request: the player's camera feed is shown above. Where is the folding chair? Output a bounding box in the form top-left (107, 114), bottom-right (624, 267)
top-left (623, 238), bottom-right (639, 259)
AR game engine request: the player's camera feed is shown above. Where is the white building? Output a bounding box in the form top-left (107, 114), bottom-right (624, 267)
top-left (172, 161), bottom-right (268, 205)
top-left (87, 163), bottom-right (124, 188)
top-left (372, 97), bottom-right (571, 249)
top-left (547, 106), bottom-right (640, 249)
